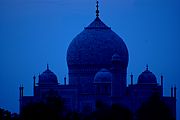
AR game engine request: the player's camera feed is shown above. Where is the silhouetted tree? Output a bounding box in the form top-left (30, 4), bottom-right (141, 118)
top-left (21, 95), bottom-right (64, 120)
top-left (136, 94), bottom-right (174, 120)
top-left (0, 108), bottom-right (14, 120)
top-left (110, 104), bottom-right (132, 120)
top-left (11, 113), bottom-right (20, 120)
top-left (89, 101), bottom-right (132, 120)
top-left (21, 102), bottom-right (53, 120)
top-left (45, 93), bottom-right (65, 119)
top-left (65, 112), bottom-right (80, 120)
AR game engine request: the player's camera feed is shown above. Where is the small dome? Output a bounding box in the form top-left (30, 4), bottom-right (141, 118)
top-left (38, 65), bottom-right (58, 85)
top-left (138, 67), bottom-right (157, 84)
top-left (112, 53), bottom-right (121, 61)
top-left (94, 68), bottom-right (112, 83)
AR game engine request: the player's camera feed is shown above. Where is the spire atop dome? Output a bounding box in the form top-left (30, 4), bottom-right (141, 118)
top-left (96, 0), bottom-right (99, 17)
top-left (85, 17), bottom-right (111, 29)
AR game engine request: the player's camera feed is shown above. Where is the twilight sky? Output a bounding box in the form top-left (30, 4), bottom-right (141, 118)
top-left (0, 0), bottom-right (179, 118)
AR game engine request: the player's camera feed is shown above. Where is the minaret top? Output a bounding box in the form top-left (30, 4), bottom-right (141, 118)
top-left (47, 64), bottom-right (49, 70)
top-left (33, 75), bottom-right (36, 80)
top-left (96, 0), bottom-right (99, 17)
top-left (146, 64), bottom-right (149, 71)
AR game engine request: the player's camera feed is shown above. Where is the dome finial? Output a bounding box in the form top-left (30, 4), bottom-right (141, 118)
top-left (96, 0), bottom-right (99, 17)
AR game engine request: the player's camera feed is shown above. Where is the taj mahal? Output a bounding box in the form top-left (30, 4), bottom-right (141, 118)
top-left (19, 1), bottom-right (176, 119)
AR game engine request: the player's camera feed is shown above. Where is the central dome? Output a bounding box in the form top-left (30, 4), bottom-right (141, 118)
top-left (67, 17), bottom-right (129, 67)
top-left (66, 17), bottom-right (129, 85)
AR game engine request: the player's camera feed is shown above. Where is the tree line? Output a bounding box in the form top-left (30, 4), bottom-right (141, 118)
top-left (1, 94), bottom-right (175, 120)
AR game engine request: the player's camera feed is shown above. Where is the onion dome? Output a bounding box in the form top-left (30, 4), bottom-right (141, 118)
top-left (38, 64), bottom-right (58, 85)
top-left (138, 65), bottom-right (157, 84)
top-left (94, 68), bottom-right (112, 83)
top-left (67, 17), bottom-right (129, 68)
top-left (66, 2), bottom-right (129, 85)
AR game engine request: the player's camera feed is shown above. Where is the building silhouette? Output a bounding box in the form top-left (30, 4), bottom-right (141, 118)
top-left (19, 1), bottom-right (176, 119)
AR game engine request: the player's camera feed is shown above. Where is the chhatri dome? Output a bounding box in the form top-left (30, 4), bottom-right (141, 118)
top-left (94, 68), bottom-right (112, 83)
top-left (38, 64), bottom-right (58, 85)
top-left (138, 65), bottom-right (157, 84)
top-left (66, 1), bottom-right (129, 85)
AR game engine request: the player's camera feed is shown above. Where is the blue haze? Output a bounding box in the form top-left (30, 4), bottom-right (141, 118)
top-left (0, 0), bottom-right (179, 119)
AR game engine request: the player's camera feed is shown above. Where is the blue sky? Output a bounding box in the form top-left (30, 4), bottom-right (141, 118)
top-left (0, 0), bottom-right (179, 118)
